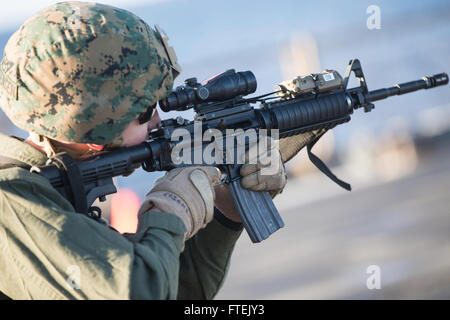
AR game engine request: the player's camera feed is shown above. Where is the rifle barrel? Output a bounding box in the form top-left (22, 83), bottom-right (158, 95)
top-left (367, 73), bottom-right (448, 102)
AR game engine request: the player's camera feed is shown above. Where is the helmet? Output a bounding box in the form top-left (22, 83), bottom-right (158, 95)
top-left (0, 1), bottom-right (180, 144)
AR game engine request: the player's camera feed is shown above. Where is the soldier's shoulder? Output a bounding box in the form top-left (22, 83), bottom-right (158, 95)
top-left (0, 166), bottom-right (73, 212)
top-left (0, 165), bottom-right (48, 186)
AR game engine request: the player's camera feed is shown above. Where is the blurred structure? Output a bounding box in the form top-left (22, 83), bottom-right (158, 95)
top-left (374, 117), bottom-right (418, 181)
top-left (416, 104), bottom-right (450, 138)
top-left (279, 32), bottom-right (321, 80)
top-left (343, 118), bottom-right (418, 183)
top-left (110, 188), bottom-right (141, 234)
top-left (285, 130), bottom-right (336, 178)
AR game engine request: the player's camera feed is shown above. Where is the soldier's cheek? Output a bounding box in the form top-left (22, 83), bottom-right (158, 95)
top-left (148, 109), bottom-right (162, 132)
top-left (120, 119), bottom-right (149, 147)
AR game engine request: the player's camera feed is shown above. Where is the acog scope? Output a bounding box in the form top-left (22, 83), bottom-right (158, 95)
top-left (159, 69), bottom-right (257, 112)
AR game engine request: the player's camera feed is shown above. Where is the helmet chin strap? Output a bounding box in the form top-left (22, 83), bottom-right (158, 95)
top-left (28, 132), bottom-right (58, 158)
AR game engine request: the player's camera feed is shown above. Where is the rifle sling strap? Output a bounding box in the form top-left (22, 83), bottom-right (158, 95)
top-left (46, 153), bottom-right (88, 214)
top-left (306, 132), bottom-right (352, 191)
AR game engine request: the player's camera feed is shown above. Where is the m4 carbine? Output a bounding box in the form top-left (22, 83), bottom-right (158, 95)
top-left (35, 59), bottom-right (448, 243)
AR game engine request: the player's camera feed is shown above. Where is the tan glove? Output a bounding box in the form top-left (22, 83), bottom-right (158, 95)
top-left (138, 166), bottom-right (221, 241)
top-left (215, 137), bottom-right (287, 223)
top-left (278, 129), bottom-right (327, 163)
top-left (240, 136), bottom-right (287, 197)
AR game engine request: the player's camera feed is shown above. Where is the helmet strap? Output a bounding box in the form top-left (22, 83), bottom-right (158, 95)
top-left (29, 132), bottom-right (58, 158)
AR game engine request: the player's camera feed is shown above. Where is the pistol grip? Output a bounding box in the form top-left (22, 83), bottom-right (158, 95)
top-left (228, 179), bottom-right (284, 243)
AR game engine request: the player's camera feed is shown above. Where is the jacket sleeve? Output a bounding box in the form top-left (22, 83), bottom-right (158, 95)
top-left (0, 168), bottom-right (185, 300)
top-left (177, 209), bottom-right (243, 300)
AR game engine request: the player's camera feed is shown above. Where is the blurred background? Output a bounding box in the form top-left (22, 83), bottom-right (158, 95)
top-left (1, 0), bottom-right (449, 299)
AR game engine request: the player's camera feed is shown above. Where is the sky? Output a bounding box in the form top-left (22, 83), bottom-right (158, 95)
top-left (0, 0), bottom-right (169, 31)
top-left (0, 0), bottom-right (449, 145)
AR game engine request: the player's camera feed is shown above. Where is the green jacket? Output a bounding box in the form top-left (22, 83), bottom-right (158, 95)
top-left (0, 134), bottom-right (242, 299)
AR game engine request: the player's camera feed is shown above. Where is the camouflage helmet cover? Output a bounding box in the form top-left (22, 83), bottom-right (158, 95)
top-left (0, 1), bottom-right (176, 144)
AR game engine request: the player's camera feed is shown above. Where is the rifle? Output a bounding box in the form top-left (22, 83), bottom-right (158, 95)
top-left (34, 59), bottom-right (448, 242)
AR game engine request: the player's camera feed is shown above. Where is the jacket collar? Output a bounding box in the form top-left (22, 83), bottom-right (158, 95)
top-left (0, 133), bottom-right (48, 167)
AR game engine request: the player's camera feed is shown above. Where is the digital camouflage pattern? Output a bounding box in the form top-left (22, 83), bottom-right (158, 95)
top-left (0, 1), bottom-right (174, 144)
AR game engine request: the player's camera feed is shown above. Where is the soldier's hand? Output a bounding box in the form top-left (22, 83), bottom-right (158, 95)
top-left (215, 137), bottom-right (287, 223)
top-left (138, 166), bottom-right (221, 241)
top-left (239, 136), bottom-right (287, 197)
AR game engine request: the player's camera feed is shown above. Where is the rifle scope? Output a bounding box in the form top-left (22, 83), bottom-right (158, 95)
top-left (159, 69), bottom-right (257, 112)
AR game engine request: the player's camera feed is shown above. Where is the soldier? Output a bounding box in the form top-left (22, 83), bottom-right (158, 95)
top-left (0, 1), bottom-right (299, 299)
